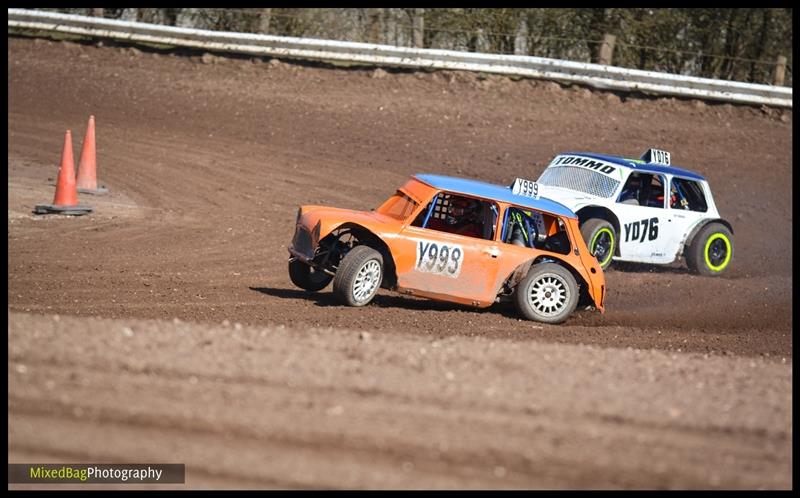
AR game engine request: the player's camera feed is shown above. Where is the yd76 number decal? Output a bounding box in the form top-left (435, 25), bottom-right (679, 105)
top-left (624, 217), bottom-right (659, 243)
top-left (416, 240), bottom-right (463, 278)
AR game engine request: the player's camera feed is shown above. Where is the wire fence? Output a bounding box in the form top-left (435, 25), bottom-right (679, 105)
top-left (31, 8), bottom-right (793, 87)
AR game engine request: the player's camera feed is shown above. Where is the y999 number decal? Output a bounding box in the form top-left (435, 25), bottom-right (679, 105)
top-left (511, 178), bottom-right (540, 199)
top-left (416, 240), bottom-right (463, 278)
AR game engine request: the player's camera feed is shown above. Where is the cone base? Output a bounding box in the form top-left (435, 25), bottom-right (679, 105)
top-left (77, 186), bottom-right (109, 195)
top-left (34, 204), bottom-right (93, 216)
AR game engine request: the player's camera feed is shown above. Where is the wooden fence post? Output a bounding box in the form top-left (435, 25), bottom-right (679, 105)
top-left (367, 8), bottom-right (382, 44)
top-left (514, 15), bottom-right (528, 55)
top-left (598, 33), bottom-right (616, 65)
top-left (773, 55), bottom-right (787, 86)
top-left (259, 8), bottom-right (272, 35)
top-left (413, 9), bottom-right (424, 48)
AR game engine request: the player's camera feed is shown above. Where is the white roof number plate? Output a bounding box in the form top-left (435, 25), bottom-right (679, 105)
top-left (642, 148), bottom-right (671, 166)
top-left (512, 178), bottom-right (540, 199)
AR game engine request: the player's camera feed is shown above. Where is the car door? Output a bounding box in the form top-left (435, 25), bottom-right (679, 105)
top-left (614, 172), bottom-right (673, 263)
top-left (394, 192), bottom-right (502, 306)
top-left (663, 176), bottom-right (714, 261)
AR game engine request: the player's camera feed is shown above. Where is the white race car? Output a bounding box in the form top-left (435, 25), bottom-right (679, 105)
top-left (519, 148), bottom-right (734, 276)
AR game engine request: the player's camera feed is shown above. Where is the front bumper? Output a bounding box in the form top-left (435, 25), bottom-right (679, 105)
top-left (289, 224), bottom-right (314, 260)
top-left (288, 219), bottom-right (323, 262)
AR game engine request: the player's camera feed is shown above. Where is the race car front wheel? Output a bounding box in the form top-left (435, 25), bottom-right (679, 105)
top-left (289, 259), bottom-right (334, 291)
top-left (333, 245), bottom-right (384, 306)
top-left (686, 223), bottom-right (733, 276)
top-left (515, 263), bottom-right (579, 324)
top-left (580, 218), bottom-right (616, 270)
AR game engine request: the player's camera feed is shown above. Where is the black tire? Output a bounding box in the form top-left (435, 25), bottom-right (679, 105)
top-left (685, 222), bottom-right (733, 276)
top-left (332, 246), bottom-right (384, 306)
top-left (515, 263), bottom-right (579, 324)
top-left (288, 259), bottom-right (333, 291)
top-left (580, 218), bottom-right (616, 270)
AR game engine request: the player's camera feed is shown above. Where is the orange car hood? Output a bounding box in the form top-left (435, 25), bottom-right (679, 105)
top-left (299, 205), bottom-right (401, 236)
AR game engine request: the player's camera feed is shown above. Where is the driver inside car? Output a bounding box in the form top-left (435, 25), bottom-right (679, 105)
top-left (619, 174), bottom-right (642, 205)
top-left (446, 197), bottom-right (484, 238)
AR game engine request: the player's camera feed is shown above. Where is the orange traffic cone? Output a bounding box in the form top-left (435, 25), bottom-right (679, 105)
top-left (34, 130), bottom-right (92, 216)
top-left (76, 115), bottom-right (108, 194)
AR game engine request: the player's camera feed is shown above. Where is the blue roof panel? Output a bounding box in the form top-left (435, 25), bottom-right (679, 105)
top-left (564, 152), bottom-right (706, 181)
top-left (414, 174), bottom-right (577, 218)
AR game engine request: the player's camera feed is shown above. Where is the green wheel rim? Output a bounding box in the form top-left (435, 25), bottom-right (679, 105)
top-left (704, 233), bottom-right (731, 272)
top-left (590, 227), bottom-right (614, 267)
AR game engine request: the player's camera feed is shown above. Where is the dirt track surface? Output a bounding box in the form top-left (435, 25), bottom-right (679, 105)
top-left (8, 312), bottom-right (792, 489)
top-left (7, 36), bottom-right (793, 489)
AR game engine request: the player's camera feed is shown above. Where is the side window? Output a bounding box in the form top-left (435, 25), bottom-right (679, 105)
top-left (618, 173), bottom-right (645, 205)
top-left (644, 175), bottom-right (666, 208)
top-left (670, 178), bottom-right (708, 212)
top-left (412, 193), bottom-right (448, 227)
top-left (412, 192), bottom-right (498, 240)
top-left (500, 206), bottom-right (570, 255)
top-left (617, 173), bottom-right (665, 208)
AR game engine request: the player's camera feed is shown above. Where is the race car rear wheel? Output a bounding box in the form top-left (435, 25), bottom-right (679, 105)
top-left (515, 263), bottom-right (579, 324)
top-left (686, 223), bottom-right (733, 276)
top-left (333, 245), bottom-right (384, 306)
top-left (288, 259), bottom-right (333, 291)
top-left (580, 218), bottom-right (616, 270)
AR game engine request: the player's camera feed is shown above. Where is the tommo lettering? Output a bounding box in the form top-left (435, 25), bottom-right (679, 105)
top-left (551, 155), bottom-right (616, 175)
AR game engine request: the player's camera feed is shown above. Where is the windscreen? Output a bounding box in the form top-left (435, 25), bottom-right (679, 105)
top-left (537, 165), bottom-right (620, 198)
top-left (377, 192), bottom-right (418, 220)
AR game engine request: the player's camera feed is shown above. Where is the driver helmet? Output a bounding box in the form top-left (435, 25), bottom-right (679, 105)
top-left (450, 197), bottom-right (480, 218)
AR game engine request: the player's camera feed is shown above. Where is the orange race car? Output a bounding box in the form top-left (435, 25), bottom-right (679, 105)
top-left (287, 174), bottom-right (605, 323)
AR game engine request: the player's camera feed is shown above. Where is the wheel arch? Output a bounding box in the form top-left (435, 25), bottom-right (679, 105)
top-left (500, 254), bottom-right (594, 308)
top-left (576, 206), bottom-right (622, 256)
top-left (681, 218), bottom-right (734, 255)
top-left (334, 222), bottom-right (398, 289)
